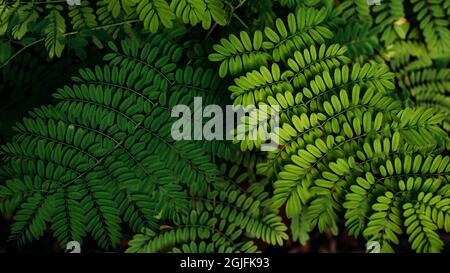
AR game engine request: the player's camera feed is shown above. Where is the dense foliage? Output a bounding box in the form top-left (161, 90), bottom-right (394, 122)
top-left (0, 0), bottom-right (449, 253)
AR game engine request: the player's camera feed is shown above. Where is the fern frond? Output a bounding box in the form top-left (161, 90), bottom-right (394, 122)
top-left (136, 0), bottom-right (175, 32)
top-left (223, 19), bottom-right (449, 251)
top-left (43, 5), bottom-right (66, 59)
top-left (263, 8), bottom-right (334, 61)
top-left (372, 0), bottom-right (407, 44)
top-left (126, 211), bottom-right (259, 253)
top-left (208, 31), bottom-right (270, 77)
top-left (335, 0), bottom-right (372, 23)
top-left (403, 203), bottom-right (444, 253)
top-left (105, 0), bottom-right (137, 18)
top-left (170, 0), bottom-right (227, 29)
top-left (9, 191), bottom-right (54, 246)
top-left (409, 0), bottom-right (450, 55)
top-left (69, 0), bottom-right (98, 30)
top-left (0, 33), bottom-right (229, 248)
top-left (127, 181), bottom-right (289, 252)
top-left (209, 6), bottom-right (335, 77)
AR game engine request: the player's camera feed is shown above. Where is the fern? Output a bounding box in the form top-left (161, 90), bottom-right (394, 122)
top-left (372, 0), bottom-right (407, 44)
top-left (335, 0), bottom-right (372, 23)
top-left (0, 31), bottom-right (289, 250)
top-left (69, 0), bottom-right (98, 31)
top-left (43, 5), bottom-right (66, 59)
top-left (127, 181), bottom-right (288, 253)
top-left (171, 0), bottom-right (227, 29)
top-left (105, 0), bottom-right (137, 18)
top-left (211, 6), bottom-right (450, 253)
top-left (409, 0), bottom-right (450, 55)
top-left (208, 30), bottom-right (271, 77)
top-left (136, 0), bottom-right (175, 32)
top-left (386, 36), bottom-right (450, 132)
top-left (127, 211), bottom-right (260, 253)
top-left (1, 34), bottom-right (203, 248)
top-left (1, 2), bottom-right (36, 39)
top-left (208, 7), bottom-right (337, 77)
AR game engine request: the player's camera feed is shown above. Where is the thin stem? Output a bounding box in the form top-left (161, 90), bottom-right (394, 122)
top-left (0, 38), bottom-right (44, 69)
